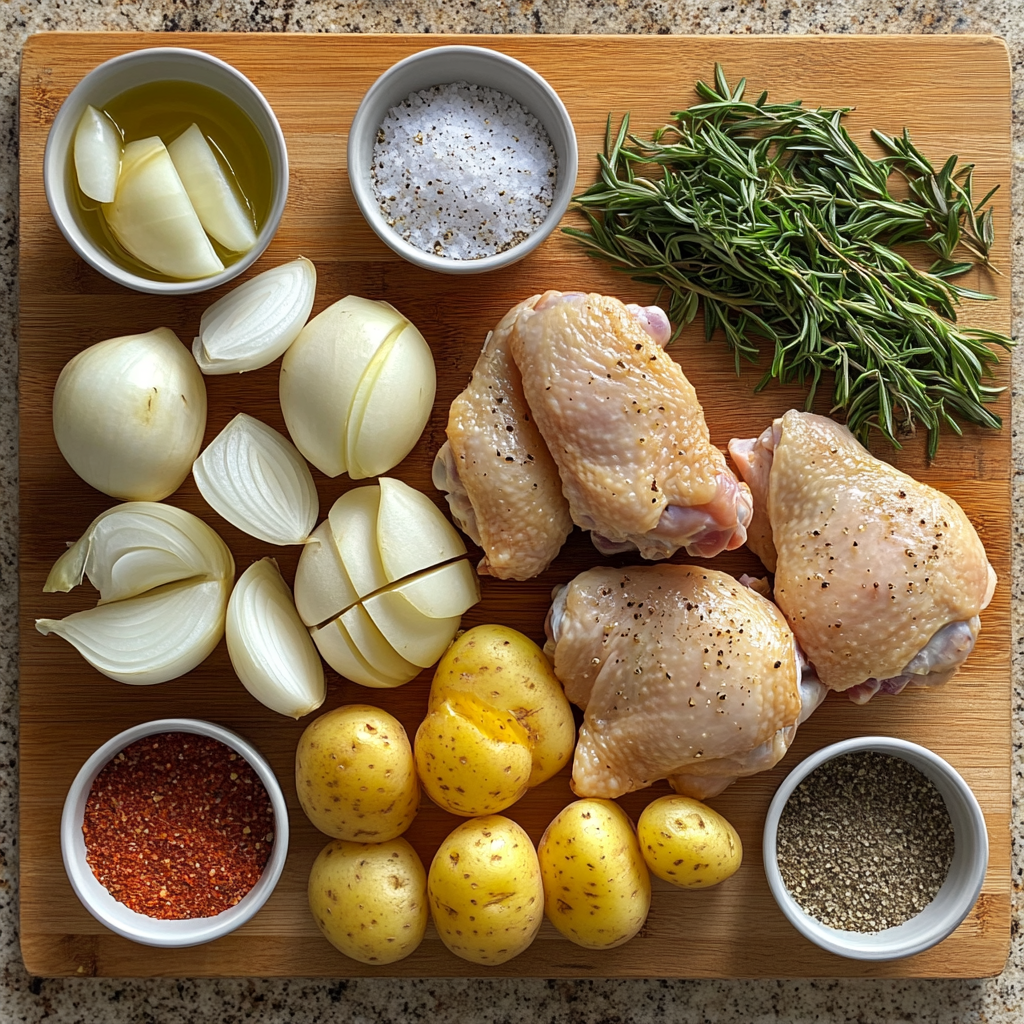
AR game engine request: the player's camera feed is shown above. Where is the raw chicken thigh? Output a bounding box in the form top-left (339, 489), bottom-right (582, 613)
top-left (510, 291), bottom-right (752, 561)
top-left (729, 411), bottom-right (997, 703)
top-left (545, 565), bottom-right (826, 799)
top-left (433, 296), bottom-right (573, 580)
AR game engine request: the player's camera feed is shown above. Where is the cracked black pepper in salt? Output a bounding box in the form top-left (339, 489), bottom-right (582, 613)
top-left (775, 751), bottom-right (955, 933)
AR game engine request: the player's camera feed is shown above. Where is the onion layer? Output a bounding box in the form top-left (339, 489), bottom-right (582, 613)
top-left (36, 503), bottom-right (234, 685)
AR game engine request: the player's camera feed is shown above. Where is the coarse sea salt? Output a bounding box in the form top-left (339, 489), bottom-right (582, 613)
top-left (371, 82), bottom-right (557, 260)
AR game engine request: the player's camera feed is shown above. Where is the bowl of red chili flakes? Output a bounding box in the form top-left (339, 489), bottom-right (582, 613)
top-left (61, 718), bottom-right (289, 947)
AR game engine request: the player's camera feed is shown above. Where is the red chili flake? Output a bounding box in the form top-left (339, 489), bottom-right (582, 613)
top-left (83, 732), bottom-right (274, 920)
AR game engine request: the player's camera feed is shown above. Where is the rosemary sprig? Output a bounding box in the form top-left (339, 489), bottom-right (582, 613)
top-left (565, 65), bottom-right (1014, 457)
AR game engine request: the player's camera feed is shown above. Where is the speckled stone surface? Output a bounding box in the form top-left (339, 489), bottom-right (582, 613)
top-left (1, 2), bottom-right (1021, 1022)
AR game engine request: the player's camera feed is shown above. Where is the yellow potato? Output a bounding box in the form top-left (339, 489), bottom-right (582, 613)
top-left (308, 837), bottom-right (428, 964)
top-left (637, 795), bottom-right (743, 888)
top-left (296, 704), bottom-right (419, 841)
top-left (414, 696), bottom-right (532, 816)
top-left (430, 624), bottom-right (575, 786)
top-left (428, 815), bottom-right (543, 965)
top-left (538, 798), bottom-right (651, 949)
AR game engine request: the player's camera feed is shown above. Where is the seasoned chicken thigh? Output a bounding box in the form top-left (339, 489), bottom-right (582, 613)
top-left (433, 296), bottom-right (573, 580)
top-left (510, 291), bottom-right (752, 560)
top-left (545, 565), bottom-right (825, 799)
top-left (729, 411), bottom-right (996, 702)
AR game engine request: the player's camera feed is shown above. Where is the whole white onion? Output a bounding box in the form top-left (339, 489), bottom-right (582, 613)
top-left (52, 327), bottom-right (207, 501)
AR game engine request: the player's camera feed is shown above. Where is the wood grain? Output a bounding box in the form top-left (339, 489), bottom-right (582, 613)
top-left (18, 32), bottom-right (1012, 979)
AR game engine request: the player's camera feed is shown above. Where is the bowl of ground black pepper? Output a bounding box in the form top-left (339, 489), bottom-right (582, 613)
top-left (61, 718), bottom-right (289, 947)
top-left (763, 737), bottom-right (987, 961)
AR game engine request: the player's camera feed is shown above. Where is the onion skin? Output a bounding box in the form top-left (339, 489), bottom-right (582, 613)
top-left (53, 328), bottom-right (207, 501)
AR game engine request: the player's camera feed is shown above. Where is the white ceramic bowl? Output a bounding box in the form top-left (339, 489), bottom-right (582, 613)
top-left (347, 45), bottom-right (578, 275)
top-left (763, 736), bottom-right (988, 961)
top-left (44, 47), bottom-right (289, 295)
top-left (61, 718), bottom-right (289, 948)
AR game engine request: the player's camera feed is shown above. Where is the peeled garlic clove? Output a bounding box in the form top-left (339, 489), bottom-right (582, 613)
top-left (36, 578), bottom-right (230, 685)
top-left (44, 502), bottom-right (234, 603)
top-left (363, 561), bottom-right (481, 668)
top-left (226, 558), bottom-right (325, 718)
top-left (74, 104), bottom-right (122, 204)
top-left (103, 137), bottom-right (224, 280)
top-left (193, 257), bottom-right (317, 375)
top-left (293, 520), bottom-right (358, 627)
top-left (376, 477), bottom-right (466, 584)
top-left (194, 413), bottom-right (318, 545)
top-left (167, 123), bottom-right (258, 254)
top-left (347, 323), bottom-right (436, 480)
top-left (53, 328), bottom-right (207, 502)
top-left (279, 296), bottom-right (434, 478)
top-left (309, 617), bottom-right (411, 690)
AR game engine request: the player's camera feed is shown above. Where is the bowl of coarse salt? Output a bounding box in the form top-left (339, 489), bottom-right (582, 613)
top-left (348, 45), bottom-right (577, 274)
top-left (762, 736), bottom-right (988, 961)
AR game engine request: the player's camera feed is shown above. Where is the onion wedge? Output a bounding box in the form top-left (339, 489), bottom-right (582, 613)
top-left (103, 136), bottom-right (224, 280)
top-left (193, 257), bottom-right (317, 375)
top-left (168, 123), bottom-right (258, 254)
top-left (193, 413), bottom-right (318, 545)
top-left (37, 578), bottom-right (230, 686)
top-left (74, 104), bottom-right (122, 204)
top-left (226, 558), bottom-right (325, 718)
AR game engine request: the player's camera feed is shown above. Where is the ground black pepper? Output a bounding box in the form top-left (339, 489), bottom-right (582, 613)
top-left (776, 751), bottom-right (954, 932)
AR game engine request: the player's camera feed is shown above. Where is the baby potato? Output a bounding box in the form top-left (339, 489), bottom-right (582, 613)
top-left (296, 704), bottom-right (419, 841)
top-left (431, 624), bottom-right (575, 786)
top-left (414, 696), bottom-right (532, 816)
top-left (539, 798), bottom-right (651, 949)
top-left (428, 815), bottom-right (543, 965)
top-left (308, 837), bottom-right (428, 964)
top-left (638, 795), bottom-right (743, 888)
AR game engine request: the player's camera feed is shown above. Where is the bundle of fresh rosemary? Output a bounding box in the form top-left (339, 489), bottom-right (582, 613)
top-left (566, 66), bottom-right (1014, 457)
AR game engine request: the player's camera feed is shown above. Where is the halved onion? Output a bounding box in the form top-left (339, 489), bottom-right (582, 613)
top-left (74, 104), bottom-right (122, 204)
top-left (226, 558), bottom-right (325, 718)
top-left (102, 136), bottom-right (224, 280)
top-left (167, 123), bottom-right (258, 254)
top-left (193, 257), bottom-right (317, 375)
top-left (193, 413), bottom-right (318, 545)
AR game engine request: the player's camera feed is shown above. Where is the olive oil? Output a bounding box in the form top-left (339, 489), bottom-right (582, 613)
top-left (68, 80), bottom-right (273, 280)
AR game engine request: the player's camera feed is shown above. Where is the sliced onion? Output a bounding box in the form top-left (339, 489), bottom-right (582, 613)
top-left (194, 413), bottom-right (318, 545)
top-left (193, 258), bottom-right (317, 375)
top-left (226, 558), bottom-right (325, 718)
top-left (36, 578), bottom-right (230, 685)
top-left (44, 502), bottom-right (234, 603)
top-left (167, 123), bottom-right (258, 254)
top-left (74, 104), bottom-right (122, 204)
top-left (103, 137), bottom-right (224, 280)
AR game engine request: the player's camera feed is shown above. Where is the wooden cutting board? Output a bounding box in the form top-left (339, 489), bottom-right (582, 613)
top-left (18, 32), bottom-right (1012, 979)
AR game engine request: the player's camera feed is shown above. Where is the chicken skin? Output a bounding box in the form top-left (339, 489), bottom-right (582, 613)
top-left (729, 411), bottom-right (997, 702)
top-left (545, 565), bottom-right (825, 799)
top-left (510, 291), bottom-right (752, 561)
top-left (433, 296), bottom-right (573, 581)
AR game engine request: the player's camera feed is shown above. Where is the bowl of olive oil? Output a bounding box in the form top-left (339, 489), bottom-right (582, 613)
top-left (44, 48), bottom-right (288, 295)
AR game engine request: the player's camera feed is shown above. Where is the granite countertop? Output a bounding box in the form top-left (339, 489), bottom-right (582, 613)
top-left (2, 2), bottom-right (1021, 1022)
